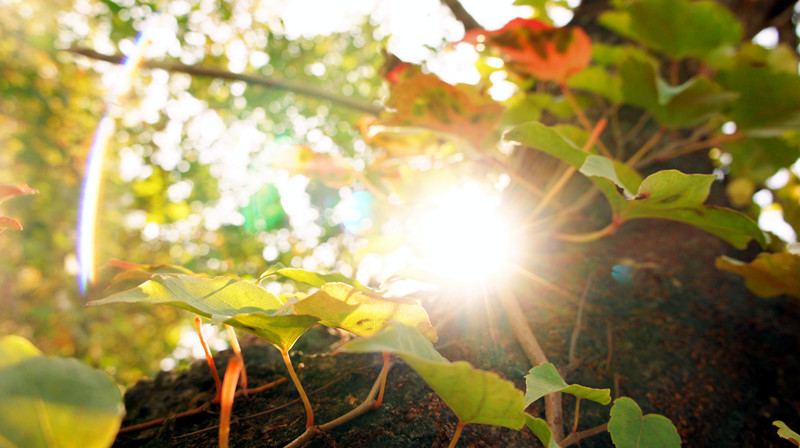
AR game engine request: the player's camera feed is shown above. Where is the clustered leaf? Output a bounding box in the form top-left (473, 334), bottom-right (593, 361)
top-left (505, 122), bottom-right (767, 249)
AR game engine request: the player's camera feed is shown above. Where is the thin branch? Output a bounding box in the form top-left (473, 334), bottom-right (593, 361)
top-left (498, 286), bottom-right (564, 442)
top-left (603, 321), bottom-right (613, 374)
top-left (67, 47), bottom-right (382, 115)
top-left (560, 423), bottom-right (609, 447)
top-left (441, 0), bottom-right (481, 31)
top-left (568, 276), bottom-right (591, 365)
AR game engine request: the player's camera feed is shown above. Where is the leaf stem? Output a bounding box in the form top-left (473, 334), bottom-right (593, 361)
top-left (447, 421), bottom-right (467, 448)
top-left (219, 356), bottom-right (243, 448)
top-left (526, 118), bottom-right (606, 222)
top-left (560, 423), bottom-right (609, 447)
top-left (571, 398), bottom-right (582, 433)
top-left (559, 82), bottom-right (612, 158)
top-left (553, 221), bottom-right (619, 243)
top-left (372, 352), bottom-right (391, 409)
top-left (194, 317), bottom-right (222, 403)
top-left (285, 362), bottom-right (394, 448)
top-left (226, 325), bottom-right (248, 392)
top-left (624, 128), bottom-right (664, 167)
top-left (281, 349), bottom-right (314, 428)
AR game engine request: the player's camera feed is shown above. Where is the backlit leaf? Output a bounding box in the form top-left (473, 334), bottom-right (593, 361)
top-left (716, 252), bottom-right (800, 299)
top-left (608, 397), bottom-right (681, 448)
top-left (379, 68), bottom-right (504, 149)
top-left (0, 337), bottom-right (124, 448)
top-left (620, 171), bottom-right (766, 249)
top-left (0, 184), bottom-right (38, 204)
top-left (775, 421), bottom-right (800, 446)
top-left (504, 124), bottom-right (765, 249)
top-left (401, 355), bottom-right (526, 429)
top-left (294, 282), bottom-right (437, 341)
top-left (525, 362), bottom-right (611, 406)
top-left (340, 321), bottom-right (446, 363)
top-left (261, 264), bottom-right (373, 293)
top-left (89, 274), bottom-right (317, 351)
top-left (0, 335), bottom-right (42, 369)
top-left (524, 414), bottom-right (560, 448)
top-left (599, 0), bottom-right (741, 60)
top-left (466, 18), bottom-right (592, 82)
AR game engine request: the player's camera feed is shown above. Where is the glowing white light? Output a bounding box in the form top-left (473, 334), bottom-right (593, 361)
top-left (411, 183), bottom-right (512, 283)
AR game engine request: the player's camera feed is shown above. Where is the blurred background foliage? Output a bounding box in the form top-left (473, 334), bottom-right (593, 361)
top-left (0, 0), bottom-right (530, 385)
top-left (2, 0), bottom-right (800, 388)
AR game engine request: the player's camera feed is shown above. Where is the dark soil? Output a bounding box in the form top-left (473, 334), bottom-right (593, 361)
top-left (113, 219), bottom-right (800, 448)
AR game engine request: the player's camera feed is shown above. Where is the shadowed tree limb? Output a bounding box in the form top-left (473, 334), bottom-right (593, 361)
top-left (67, 47), bottom-right (382, 115)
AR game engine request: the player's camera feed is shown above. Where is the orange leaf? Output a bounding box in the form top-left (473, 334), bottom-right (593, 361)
top-left (378, 67), bottom-right (504, 149)
top-left (468, 18), bottom-right (592, 82)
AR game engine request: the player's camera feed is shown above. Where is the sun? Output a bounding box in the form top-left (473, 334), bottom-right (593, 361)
top-left (410, 182), bottom-right (513, 284)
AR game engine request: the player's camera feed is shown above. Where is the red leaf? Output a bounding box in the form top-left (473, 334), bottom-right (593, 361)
top-left (467, 19), bottom-right (592, 82)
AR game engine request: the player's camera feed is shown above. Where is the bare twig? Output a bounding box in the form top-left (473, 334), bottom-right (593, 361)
top-left (603, 321), bottom-right (613, 374)
top-left (441, 0), bottom-right (481, 31)
top-left (498, 286), bottom-right (564, 442)
top-left (568, 276), bottom-right (592, 365)
top-left (67, 47), bottom-right (382, 115)
top-left (560, 423), bottom-right (609, 447)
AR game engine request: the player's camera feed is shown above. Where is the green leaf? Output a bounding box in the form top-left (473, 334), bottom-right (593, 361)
top-left (717, 65), bottom-right (800, 136)
top-left (90, 274), bottom-right (284, 319)
top-left (524, 414), bottom-right (560, 448)
top-left (608, 397), bottom-right (681, 448)
top-left (340, 321), bottom-right (446, 363)
top-left (724, 137), bottom-right (800, 184)
top-left (506, 123), bottom-right (766, 249)
top-left (262, 265), bottom-right (373, 293)
top-left (505, 121), bottom-right (590, 168)
top-left (0, 335), bottom-right (41, 368)
top-left (401, 355), bottom-right (526, 429)
top-left (525, 363), bottom-right (611, 407)
top-left (89, 274), bottom-right (317, 351)
top-left (774, 421), bottom-right (800, 446)
top-left (599, 0), bottom-right (741, 60)
top-left (620, 171), bottom-right (766, 249)
top-left (0, 338), bottom-right (124, 448)
top-left (716, 253), bottom-right (800, 299)
top-left (567, 65), bottom-right (623, 103)
top-left (294, 282), bottom-right (437, 341)
top-left (619, 54), bottom-right (735, 128)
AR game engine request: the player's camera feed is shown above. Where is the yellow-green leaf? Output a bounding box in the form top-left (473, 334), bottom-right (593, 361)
top-left (608, 397), bottom-right (681, 448)
top-left (0, 337), bottom-right (124, 448)
top-left (401, 355), bottom-right (526, 429)
top-left (89, 274), bottom-right (317, 351)
top-left (294, 282), bottom-right (436, 341)
top-left (525, 362), bottom-right (611, 406)
top-left (524, 414), bottom-right (560, 448)
top-left (341, 321), bottom-right (446, 363)
top-left (775, 421), bottom-right (800, 447)
top-left (716, 253), bottom-right (800, 299)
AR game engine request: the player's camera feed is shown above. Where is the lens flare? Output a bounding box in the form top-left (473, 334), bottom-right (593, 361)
top-left (77, 18), bottom-right (157, 294)
top-left (411, 183), bottom-right (512, 283)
